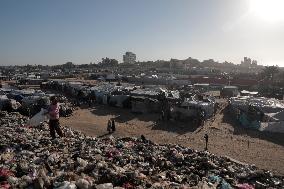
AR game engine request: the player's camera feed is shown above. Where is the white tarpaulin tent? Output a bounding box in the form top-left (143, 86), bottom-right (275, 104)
top-left (230, 96), bottom-right (284, 133)
top-left (240, 90), bottom-right (258, 96)
top-left (230, 97), bottom-right (284, 113)
top-left (259, 122), bottom-right (284, 133)
top-left (264, 110), bottom-right (284, 122)
top-left (181, 100), bottom-right (215, 119)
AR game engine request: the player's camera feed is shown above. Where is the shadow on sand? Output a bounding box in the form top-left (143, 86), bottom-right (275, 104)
top-left (89, 104), bottom-right (158, 123)
top-left (150, 119), bottom-right (200, 135)
top-left (88, 104), bottom-right (201, 135)
top-left (222, 105), bottom-right (284, 147)
top-left (97, 133), bottom-right (112, 138)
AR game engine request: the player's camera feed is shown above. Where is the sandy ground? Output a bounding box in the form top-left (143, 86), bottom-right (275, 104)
top-left (61, 103), bottom-right (284, 175)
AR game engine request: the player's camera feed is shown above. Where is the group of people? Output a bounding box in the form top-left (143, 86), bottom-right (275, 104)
top-left (107, 119), bottom-right (116, 133)
top-left (46, 96), bottom-right (211, 153)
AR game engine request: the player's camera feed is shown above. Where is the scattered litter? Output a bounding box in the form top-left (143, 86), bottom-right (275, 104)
top-left (0, 111), bottom-right (283, 188)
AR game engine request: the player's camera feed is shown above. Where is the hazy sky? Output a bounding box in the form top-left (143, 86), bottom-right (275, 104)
top-left (0, 0), bottom-right (284, 66)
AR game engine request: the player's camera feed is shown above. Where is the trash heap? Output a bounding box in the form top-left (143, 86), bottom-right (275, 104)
top-left (0, 111), bottom-right (283, 189)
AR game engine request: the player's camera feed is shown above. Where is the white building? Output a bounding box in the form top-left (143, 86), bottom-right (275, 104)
top-left (123, 52), bottom-right (136, 64)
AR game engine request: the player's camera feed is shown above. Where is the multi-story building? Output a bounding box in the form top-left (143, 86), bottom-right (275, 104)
top-left (123, 52), bottom-right (136, 64)
top-left (241, 57), bottom-right (258, 67)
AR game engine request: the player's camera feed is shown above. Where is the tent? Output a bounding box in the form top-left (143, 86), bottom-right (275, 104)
top-left (259, 122), bottom-right (284, 133)
top-left (131, 96), bottom-right (160, 113)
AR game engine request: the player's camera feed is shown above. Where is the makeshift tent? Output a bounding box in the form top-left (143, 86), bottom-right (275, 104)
top-left (240, 90), bottom-right (258, 96)
top-left (0, 95), bottom-right (9, 110)
top-left (230, 96), bottom-right (284, 114)
top-left (230, 96), bottom-right (284, 133)
top-left (109, 95), bottom-right (130, 108)
top-left (171, 105), bottom-right (197, 119)
top-left (259, 122), bottom-right (284, 133)
top-left (130, 89), bottom-right (160, 98)
top-left (179, 99), bottom-right (215, 119)
top-left (221, 86), bottom-right (239, 98)
top-left (131, 97), bottom-right (160, 113)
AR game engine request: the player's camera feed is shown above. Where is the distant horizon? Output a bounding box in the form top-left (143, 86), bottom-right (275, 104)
top-left (2, 56), bottom-right (283, 68)
top-left (1, 0), bottom-right (283, 67)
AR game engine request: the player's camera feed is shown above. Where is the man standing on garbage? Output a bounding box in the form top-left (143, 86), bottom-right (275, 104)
top-left (48, 96), bottom-right (64, 139)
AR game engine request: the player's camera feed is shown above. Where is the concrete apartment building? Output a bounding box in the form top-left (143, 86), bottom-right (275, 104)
top-left (123, 52), bottom-right (136, 64)
top-left (241, 57), bottom-right (258, 67)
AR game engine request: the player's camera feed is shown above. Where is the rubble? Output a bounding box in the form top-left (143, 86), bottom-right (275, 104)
top-left (0, 111), bottom-right (283, 188)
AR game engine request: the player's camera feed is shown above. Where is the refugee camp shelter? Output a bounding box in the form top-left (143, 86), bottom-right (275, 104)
top-left (193, 83), bottom-right (210, 92)
top-left (240, 90), bottom-right (258, 97)
top-left (229, 96), bottom-right (284, 133)
top-left (130, 88), bottom-right (162, 113)
top-left (221, 86), bottom-right (239, 98)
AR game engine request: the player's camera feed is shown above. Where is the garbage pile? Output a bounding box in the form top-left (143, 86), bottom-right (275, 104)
top-left (1, 111), bottom-right (283, 189)
top-left (57, 96), bottom-right (75, 118)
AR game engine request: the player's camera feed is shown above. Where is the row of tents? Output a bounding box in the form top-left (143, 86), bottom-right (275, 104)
top-left (42, 80), bottom-right (217, 120)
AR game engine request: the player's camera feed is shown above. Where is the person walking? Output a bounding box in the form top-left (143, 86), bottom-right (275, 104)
top-left (107, 119), bottom-right (116, 133)
top-left (48, 96), bottom-right (64, 139)
top-left (111, 119), bottom-right (116, 132)
top-left (107, 119), bottom-right (112, 134)
top-left (204, 134), bottom-right (209, 151)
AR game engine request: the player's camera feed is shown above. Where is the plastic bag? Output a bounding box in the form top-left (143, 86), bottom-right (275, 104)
top-left (26, 108), bottom-right (49, 127)
top-left (96, 183), bottom-right (113, 189)
top-left (236, 183), bottom-right (255, 189)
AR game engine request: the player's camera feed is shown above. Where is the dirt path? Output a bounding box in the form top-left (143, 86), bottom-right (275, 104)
top-left (61, 104), bottom-right (284, 175)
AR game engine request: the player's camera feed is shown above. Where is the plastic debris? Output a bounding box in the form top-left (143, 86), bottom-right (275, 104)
top-left (0, 111), bottom-right (283, 188)
top-left (96, 183), bottom-right (113, 189)
top-left (236, 183), bottom-right (255, 189)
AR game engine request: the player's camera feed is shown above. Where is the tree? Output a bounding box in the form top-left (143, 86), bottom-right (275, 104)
top-left (99, 58), bottom-right (118, 67)
top-left (63, 62), bottom-right (75, 69)
top-left (275, 71), bottom-right (284, 86)
top-left (261, 66), bottom-right (279, 81)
